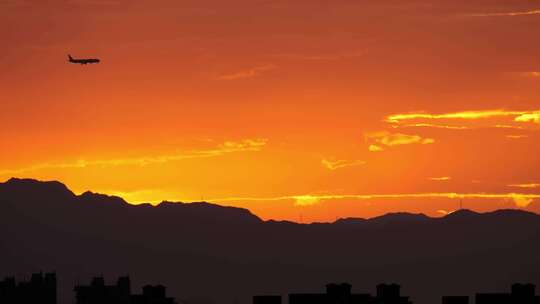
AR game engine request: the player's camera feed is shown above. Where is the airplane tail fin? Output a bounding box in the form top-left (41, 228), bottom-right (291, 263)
top-left (68, 54), bottom-right (73, 61)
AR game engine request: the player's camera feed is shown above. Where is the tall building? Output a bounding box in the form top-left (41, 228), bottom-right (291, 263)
top-left (441, 296), bottom-right (468, 304)
top-left (74, 276), bottom-right (175, 304)
top-left (0, 276), bottom-right (17, 304)
top-left (253, 295), bottom-right (282, 304)
top-left (74, 276), bottom-right (131, 304)
top-left (132, 285), bottom-right (176, 304)
top-left (0, 272), bottom-right (56, 304)
top-left (374, 284), bottom-right (411, 304)
top-left (276, 283), bottom-right (411, 304)
top-left (476, 284), bottom-right (540, 304)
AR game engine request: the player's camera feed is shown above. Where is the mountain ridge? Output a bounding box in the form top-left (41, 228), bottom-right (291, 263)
top-left (1, 177), bottom-right (262, 223)
top-left (2, 178), bottom-right (537, 224)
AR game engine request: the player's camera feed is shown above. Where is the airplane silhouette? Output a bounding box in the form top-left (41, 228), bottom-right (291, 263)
top-left (68, 54), bottom-right (100, 65)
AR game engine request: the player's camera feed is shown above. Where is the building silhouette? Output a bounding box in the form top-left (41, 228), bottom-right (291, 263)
top-left (74, 276), bottom-right (175, 304)
top-left (2, 273), bottom-right (539, 304)
top-left (375, 284), bottom-right (411, 304)
top-left (475, 283), bottom-right (540, 304)
top-left (132, 284), bottom-right (176, 304)
top-left (289, 283), bottom-right (371, 304)
top-left (0, 272), bottom-right (56, 304)
top-left (256, 283), bottom-right (540, 304)
top-left (253, 295), bottom-right (281, 304)
top-left (74, 276), bottom-right (131, 304)
top-left (441, 296), bottom-right (468, 304)
top-left (257, 283), bottom-right (412, 304)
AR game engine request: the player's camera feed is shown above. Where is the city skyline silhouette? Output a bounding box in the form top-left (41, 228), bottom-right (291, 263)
top-left (3, 273), bottom-right (540, 304)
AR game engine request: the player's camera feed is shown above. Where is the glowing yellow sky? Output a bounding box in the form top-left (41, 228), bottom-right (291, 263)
top-left (1, 0), bottom-right (540, 222)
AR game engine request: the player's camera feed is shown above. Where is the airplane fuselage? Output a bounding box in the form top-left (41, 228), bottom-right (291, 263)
top-left (68, 55), bottom-right (100, 65)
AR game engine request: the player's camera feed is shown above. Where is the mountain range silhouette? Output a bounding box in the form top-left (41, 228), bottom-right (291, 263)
top-left (2, 178), bottom-right (540, 304)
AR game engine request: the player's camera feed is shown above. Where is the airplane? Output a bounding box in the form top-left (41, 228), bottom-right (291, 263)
top-left (68, 54), bottom-right (100, 65)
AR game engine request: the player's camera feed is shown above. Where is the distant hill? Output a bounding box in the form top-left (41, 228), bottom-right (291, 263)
top-left (2, 178), bottom-right (540, 304)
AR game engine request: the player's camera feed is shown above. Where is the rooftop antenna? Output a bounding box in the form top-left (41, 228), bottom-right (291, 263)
top-left (459, 198), bottom-right (463, 210)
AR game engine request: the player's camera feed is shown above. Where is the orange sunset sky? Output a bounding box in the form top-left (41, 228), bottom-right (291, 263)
top-left (1, 0), bottom-right (540, 222)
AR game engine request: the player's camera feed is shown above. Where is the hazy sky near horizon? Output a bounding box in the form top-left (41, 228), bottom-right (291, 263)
top-left (1, 0), bottom-right (540, 222)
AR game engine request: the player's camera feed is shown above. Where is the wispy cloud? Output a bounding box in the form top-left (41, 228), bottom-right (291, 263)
top-left (365, 131), bottom-right (434, 151)
top-left (386, 110), bottom-right (531, 123)
top-left (515, 112), bottom-right (540, 123)
top-left (0, 139), bottom-right (268, 176)
top-left (495, 124), bottom-right (526, 130)
top-left (429, 177), bottom-right (451, 181)
top-left (385, 110), bottom-right (540, 132)
top-left (294, 195), bottom-right (323, 207)
top-left (506, 135), bottom-right (528, 139)
top-left (321, 159), bottom-right (366, 170)
top-left (392, 123), bottom-right (470, 130)
top-left (219, 139), bottom-right (267, 151)
top-left (508, 183), bottom-right (540, 189)
top-left (217, 65), bottom-right (276, 80)
top-left (210, 192), bottom-right (540, 208)
top-left (467, 9), bottom-right (540, 17)
top-left (368, 144), bottom-right (384, 152)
